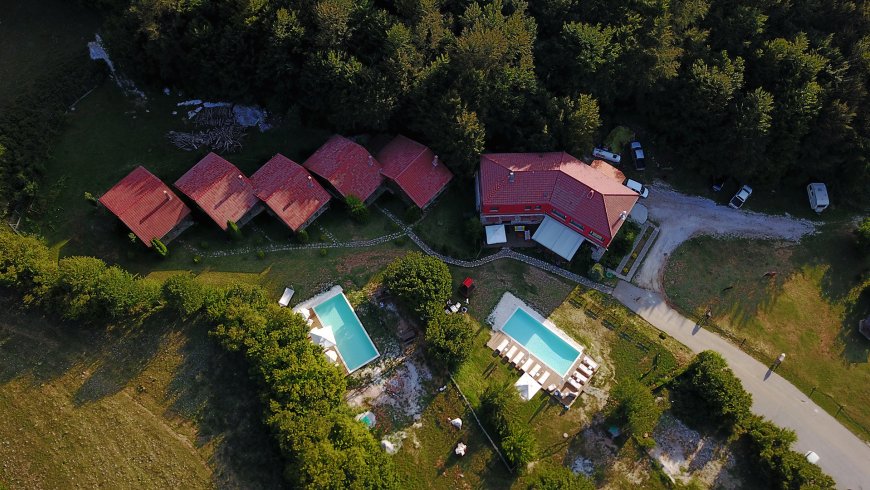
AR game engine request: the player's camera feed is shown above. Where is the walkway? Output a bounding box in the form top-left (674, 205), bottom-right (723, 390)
top-left (613, 281), bottom-right (870, 490)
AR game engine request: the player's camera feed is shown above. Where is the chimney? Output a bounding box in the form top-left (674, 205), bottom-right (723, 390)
top-left (432, 155), bottom-right (439, 167)
top-left (307, 175), bottom-right (313, 188)
top-left (368, 155), bottom-right (374, 166)
top-left (163, 190), bottom-right (171, 201)
top-left (238, 174), bottom-right (243, 180)
top-left (587, 190), bottom-right (595, 199)
top-left (619, 211), bottom-right (628, 221)
top-left (508, 171), bottom-right (515, 183)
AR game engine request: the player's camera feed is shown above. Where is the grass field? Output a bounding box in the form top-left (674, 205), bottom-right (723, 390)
top-left (0, 0), bottom-right (100, 107)
top-left (664, 226), bottom-right (870, 439)
top-left (0, 296), bottom-right (283, 489)
top-left (415, 183), bottom-right (486, 260)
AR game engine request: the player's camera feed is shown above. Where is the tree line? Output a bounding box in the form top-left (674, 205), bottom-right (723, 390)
top-left (79, 0), bottom-right (869, 206)
top-left (0, 228), bottom-right (398, 488)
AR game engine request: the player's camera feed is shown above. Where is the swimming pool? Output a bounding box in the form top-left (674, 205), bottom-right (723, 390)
top-left (501, 307), bottom-right (581, 377)
top-left (312, 293), bottom-right (379, 373)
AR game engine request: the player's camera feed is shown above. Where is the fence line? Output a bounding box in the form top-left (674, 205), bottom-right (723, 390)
top-left (448, 373), bottom-right (513, 473)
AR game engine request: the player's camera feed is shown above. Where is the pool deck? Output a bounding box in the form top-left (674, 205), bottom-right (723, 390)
top-left (486, 292), bottom-right (597, 409)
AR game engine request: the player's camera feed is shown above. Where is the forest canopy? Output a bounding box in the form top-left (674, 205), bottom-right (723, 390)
top-left (2, 0), bottom-right (865, 210)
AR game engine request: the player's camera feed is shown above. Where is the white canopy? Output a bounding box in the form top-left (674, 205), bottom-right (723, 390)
top-left (278, 287), bottom-right (295, 307)
top-left (532, 216), bottom-right (585, 261)
top-left (297, 307), bottom-right (311, 319)
top-left (514, 372), bottom-right (542, 401)
top-left (310, 325), bottom-right (336, 348)
top-left (324, 349), bottom-right (339, 363)
top-left (485, 224), bottom-right (507, 245)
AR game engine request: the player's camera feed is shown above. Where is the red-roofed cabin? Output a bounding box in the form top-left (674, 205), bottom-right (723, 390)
top-left (377, 135), bottom-right (453, 209)
top-left (303, 135), bottom-right (384, 204)
top-left (477, 152), bottom-right (639, 260)
top-left (99, 166), bottom-right (194, 247)
top-left (251, 154), bottom-right (331, 233)
top-left (174, 152), bottom-right (263, 231)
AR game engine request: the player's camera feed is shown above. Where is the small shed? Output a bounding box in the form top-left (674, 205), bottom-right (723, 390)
top-left (459, 277), bottom-right (475, 298)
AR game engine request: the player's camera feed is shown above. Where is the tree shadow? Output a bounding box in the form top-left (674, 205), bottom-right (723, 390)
top-left (164, 321), bottom-right (285, 489)
top-left (793, 226), bottom-right (870, 304)
top-left (838, 285), bottom-right (870, 364)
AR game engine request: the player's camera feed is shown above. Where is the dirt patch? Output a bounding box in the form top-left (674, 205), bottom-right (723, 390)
top-left (347, 348), bottom-right (433, 428)
top-left (650, 413), bottom-right (740, 488)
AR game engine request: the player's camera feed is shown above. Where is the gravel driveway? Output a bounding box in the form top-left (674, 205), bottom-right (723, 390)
top-left (634, 184), bottom-right (816, 292)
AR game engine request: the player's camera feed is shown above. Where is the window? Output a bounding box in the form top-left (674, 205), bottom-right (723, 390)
top-left (534, 205), bottom-right (542, 211)
top-left (551, 209), bottom-right (567, 220)
top-left (489, 207), bottom-right (499, 212)
top-left (589, 231), bottom-right (604, 241)
top-left (570, 221), bottom-right (585, 231)
top-left (524, 206), bottom-right (532, 211)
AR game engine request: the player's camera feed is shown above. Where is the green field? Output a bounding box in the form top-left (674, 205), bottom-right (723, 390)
top-left (0, 295), bottom-right (283, 488)
top-left (664, 226), bottom-right (870, 439)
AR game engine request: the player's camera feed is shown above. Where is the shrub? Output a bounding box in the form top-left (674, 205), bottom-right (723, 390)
top-left (53, 256), bottom-right (158, 321)
top-left (738, 415), bottom-right (835, 489)
top-left (193, 255), bottom-right (202, 264)
top-left (257, 250), bottom-right (265, 260)
top-left (501, 426), bottom-right (537, 469)
top-left (404, 205), bottom-right (422, 223)
top-left (227, 220), bottom-right (242, 240)
top-left (856, 217), bottom-right (870, 251)
top-left (319, 233), bottom-right (328, 242)
top-left (393, 236), bottom-right (406, 246)
top-left (480, 383), bottom-right (537, 470)
top-left (587, 263), bottom-right (605, 282)
top-left (318, 249), bottom-right (328, 257)
top-left (162, 272), bottom-right (206, 317)
top-left (346, 195), bottom-right (369, 223)
top-left (424, 311), bottom-right (474, 369)
top-left (671, 351), bottom-right (752, 434)
top-left (0, 229), bottom-right (57, 296)
top-left (127, 232), bottom-right (137, 244)
top-left (296, 229), bottom-right (309, 244)
top-left (613, 380), bottom-right (661, 447)
top-left (526, 462), bottom-right (594, 490)
top-left (199, 241), bottom-right (210, 250)
top-left (84, 191), bottom-right (98, 206)
top-left (151, 238), bottom-right (168, 257)
top-left (383, 252), bottom-right (452, 319)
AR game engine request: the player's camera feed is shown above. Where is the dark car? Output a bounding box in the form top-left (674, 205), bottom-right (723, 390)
top-left (630, 141), bottom-right (646, 170)
top-left (712, 176), bottom-right (728, 192)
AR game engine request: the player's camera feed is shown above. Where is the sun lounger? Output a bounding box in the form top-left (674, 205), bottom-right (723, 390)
top-left (576, 363), bottom-right (593, 378)
top-left (582, 355), bottom-right (599, 371)
top-left (504, 346), bottom-right (517, 360)
top-left (546, 384), bottom-right (557, 392)
top-left (572, 371), bottom-right (589, 384)
top-left (537, 372), bottom-right (550, 385)
top-left (511, 351), bottom-right (525, 366)
top-left (529, 364), bottom-right (541, 377)
top-left (495, 339), bottom-right (509, 353)
top-left (520, 358), bottom-right (534, 372)
top-left (567, 378), bottom-right (583, 391)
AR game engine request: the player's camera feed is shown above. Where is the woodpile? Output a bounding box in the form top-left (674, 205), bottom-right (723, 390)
top-left (167, 125), bottom-right (245, 152)
top-left (193, 106), bottom-right (234, 127)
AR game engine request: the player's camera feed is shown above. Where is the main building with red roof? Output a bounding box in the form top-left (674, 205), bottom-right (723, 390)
top-left (174, 152), bottom-right (263, 231)
top-left (99, 166), bottom-right (193, 247)
top-left (303, 135), bottom-right (384, 203)
top-left (477, 152), bottom-right (639, 259)
top-left (251, 154), bottom-right (331, 232)
top-left (377, 135), bottom-right (453, 209)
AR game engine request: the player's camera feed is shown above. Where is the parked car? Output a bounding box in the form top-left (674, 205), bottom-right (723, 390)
top-left (624, 178), bottom-right (649, 198)
top-left (630, 141), bottom-right (646, 170)
top-left (712, 175), bottom-right (728, 192)
top-left (806, 183), bottom-right (829, 213)
top-left (728, 185), bottom-right (753, 209)
top-left (592, 147), bottom-right (621, 164)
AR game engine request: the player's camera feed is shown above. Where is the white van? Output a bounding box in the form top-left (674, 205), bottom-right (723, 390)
top-left (624, 179), bottom-right (649, 198)
top-left (807, 183), bottom-right (829, 213)
top-left (592, 147), bottom-right (621, 164)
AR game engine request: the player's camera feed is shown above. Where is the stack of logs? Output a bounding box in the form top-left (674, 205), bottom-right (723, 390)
top-left (167, 106), bottom-right (245, 152)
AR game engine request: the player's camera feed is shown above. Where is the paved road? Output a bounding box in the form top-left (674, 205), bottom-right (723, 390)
top-left (614, 281), bottom-right (869, 490)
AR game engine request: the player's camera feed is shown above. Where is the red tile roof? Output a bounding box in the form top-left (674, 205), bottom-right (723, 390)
top-left (479, 152), bottom-right (639, 244)
top-left (303, 135), bottom-right (383, 201)
top-left (251, 154), bottom-right (331, 232)
top-left (98, 166), bottom-right (191, 247)
top-left (377, 135), bottom-right (453, 208)
top-left (174, 153), bottom-right (260, 230)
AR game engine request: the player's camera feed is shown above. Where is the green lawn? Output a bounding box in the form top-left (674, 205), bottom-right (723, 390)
top-left (415, 183), bottom-right (487, 260)
top-left (664, 226), bottom-right (870, 439)
top-left (0, 0), bottom-right (100, 107)
top-left (0, 295), bottom-right (283, 488)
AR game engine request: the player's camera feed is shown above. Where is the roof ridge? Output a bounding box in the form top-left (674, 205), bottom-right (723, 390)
top-left (391, 145), bottom-right (429, 180)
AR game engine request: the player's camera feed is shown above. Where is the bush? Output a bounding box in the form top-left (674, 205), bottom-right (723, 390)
top-left (162, 273), bottom-right (207, 317)
top-left (53, 256), bottom-right (158, 321)
top-left (526, 462), bottom-right (594, 490)
top-left (84, 191), bottom-right (98, 206)
top-left (318, 248), bottom-right (328, 257)
top-left (480, 383), bottom-right (537, 470)
top-left (856, 217), bottom-right (870, 251)
top-left (0, 229), bottom-right (57, 296)
top-left (257, 250), bottom-right (265, 260)
top-left (383, 252), bottom-right (452, 319)
top-left (613, 380), bottom-right (661, 447)
top-left (501, 426), bottom-right (537, 469)
top-left (151, 238), bottom-right (168, 257)
top-left (738, 415), bottom-right (835, 489)
top-left (127, 232), bottom-right (137, 244)
top-left (587, 263), bottom-right (605, 282)
top-left (393, 236), bottom-right (406, 246)
top-left (404, 205), bottom-right (422, 223)
top-left (671, 351), bottom-right (752, 435)
top-left (346, 195), bottom-right (369, 223)
top-left (296, 229), bottom-right (309, 244)
top-left (424, 311), bottom-right (474, 369)
top-left (193, 255), bottom-right (202, 264)
top-left (227, 220), bottom-right (242, 240)
top-left (199, 241), bottom-right (210, 250)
